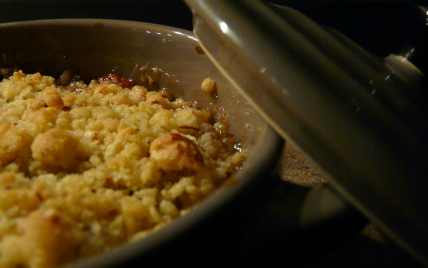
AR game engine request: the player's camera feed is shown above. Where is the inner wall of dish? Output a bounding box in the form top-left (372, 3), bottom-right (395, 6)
top-left (0, 20), bottom-right (268, 159)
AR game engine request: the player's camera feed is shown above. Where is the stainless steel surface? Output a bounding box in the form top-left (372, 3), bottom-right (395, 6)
top-left (184, 0), bottom-right (428, 265)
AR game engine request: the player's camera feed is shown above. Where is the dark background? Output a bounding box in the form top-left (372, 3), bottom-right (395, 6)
top-left (0, 0), bottom-right (193, 30)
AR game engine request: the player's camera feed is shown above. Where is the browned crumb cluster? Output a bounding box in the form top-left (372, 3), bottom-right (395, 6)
top-left (201, 77), bottom-right (216, 93)
top-left (0, 71), bottom-right (246, 268)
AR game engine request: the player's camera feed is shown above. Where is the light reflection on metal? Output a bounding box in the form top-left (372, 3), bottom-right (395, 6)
top-left (220, 22), bottom-right (228, 34)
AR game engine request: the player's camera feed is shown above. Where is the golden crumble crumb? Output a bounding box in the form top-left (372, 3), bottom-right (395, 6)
top-left (201, 77), bottom-right (216, 93)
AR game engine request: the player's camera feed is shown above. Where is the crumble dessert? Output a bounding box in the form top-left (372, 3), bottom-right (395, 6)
top-left (0, 71), bottom-right (245, 268)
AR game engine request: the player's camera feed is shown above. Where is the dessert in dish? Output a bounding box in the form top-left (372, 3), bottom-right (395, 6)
top-left (0, 70), bottom-right (245, 268)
